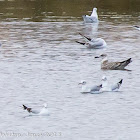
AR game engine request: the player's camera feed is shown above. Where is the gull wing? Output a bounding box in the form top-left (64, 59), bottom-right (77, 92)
top-left (82, 15), bottom-right (98, 23)
top-left (31, 109), bottom-right (40, 114)
top-left (102, 58), bottom-right (132, 70)
top-left (88, 41), bottom-right (104, 49)
top-left (111, 58), bottom-right (131, 70)
top-left (90, 84), bottom-right (102, 93)
top-left (23, 105), bottom-right (32, 113)
top-left (79, 33), bottom-right (91, 41)
top-left (75, 41), bottom-right (85, 45)
top-left (88, 16), bottom-right (98, 22)
top-left (111, 79), bottom-right (123, 91)
top-left (23, 104), bottom-right (39, 114)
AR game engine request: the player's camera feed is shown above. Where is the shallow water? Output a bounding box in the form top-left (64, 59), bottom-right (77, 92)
top-left (0, 0), bottom-right (140, 140)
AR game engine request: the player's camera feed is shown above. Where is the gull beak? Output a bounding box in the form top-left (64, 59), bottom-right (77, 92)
top-left (78, 83), bottom-right (82, 85)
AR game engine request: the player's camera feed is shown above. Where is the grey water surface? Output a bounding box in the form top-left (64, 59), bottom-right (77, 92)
top-left (0, 0), bottom-right (140, 140)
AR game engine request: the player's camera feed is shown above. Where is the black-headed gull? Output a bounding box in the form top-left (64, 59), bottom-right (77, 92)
top-left (95, 54), bottom-right (132, 70)
top-left (82, 8), bottom-right (98, 23)
top-left (76, 33), bottom-right (107, 49)
top-left (23, 103), bottom-right (49, 116)
top-left (101, 76), bottom-right (123, 92)
top-left (78, 80), bottom-right (102, 94)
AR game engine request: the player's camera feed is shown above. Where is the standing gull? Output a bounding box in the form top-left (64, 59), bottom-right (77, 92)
top-left (23, 103), bottom-right (49, 116)
top-left (78, 80), bottom-right (102, 94)
top-left (82, 8), bottom-right (98, 23)
top-left (76, 33), bottom-right (107, 49)
top-left (95, 54), bottom-right (132, 70)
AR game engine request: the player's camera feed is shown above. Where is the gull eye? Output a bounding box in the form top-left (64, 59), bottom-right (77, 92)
top-left (83, 81), bottom-right (86, 84)
top-left (101, 54), bottom-right (107, 57)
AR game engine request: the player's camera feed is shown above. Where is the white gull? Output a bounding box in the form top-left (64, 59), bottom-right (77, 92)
top-left (23, 103), bottom-right (49, 116)
top-left (82, 8), bottom-right (98, 23)
top-left (101, 76), bottom-right (123, 92)
top-left (76, 33), bottom-right (107, 49)
top-left (78, 80), bottom-right (102, 94)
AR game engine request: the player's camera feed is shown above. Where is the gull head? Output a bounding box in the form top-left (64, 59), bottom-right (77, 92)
top-left (102, 76), bottom-right (107, 81)
top-left (93, 8), bottom-right (97, 11)
top-left (43, 103), bottom-right (48, 108)
top-left (100, 54), bottom-right (107, 58)
top-left (78, 80), bottom-right (87, 85)
top-left (95, 54), bottom-right (107, 59)
top-left (95, 54), bottom-right (108, 63)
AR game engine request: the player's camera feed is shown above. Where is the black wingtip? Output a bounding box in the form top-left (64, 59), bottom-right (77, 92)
top-left (78, 33), bottom-right (91, 41)
top-left (99, 84), bottom-right (102, 88)
top-left (119, 79), bottom-right (123, 84)
top-left (79, 33), bottom-right (83, 36)
top-left (133, 25), bottom-right (139, 28)
top-left (128, 58), bottom-right (132, 63)
top-left (23, 104), bottom-right (27, 110)
top-left (75, 41), bottom-right (85, 45)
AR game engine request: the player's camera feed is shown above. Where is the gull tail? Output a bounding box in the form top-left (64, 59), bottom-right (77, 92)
top-left (121, 58), bottom-right (132, 67)
top-left (118, 79), bottom-right (123, 85)
top-left (111, 79), bottom-right (123, 91)
top-left (75, 41), bottom-right (85, 45)
top-left (126, 58), bottom-right (132, 64)
top-left (99, 84), bottom-right (102, 88)
top-left (23, 104), bottom-right (28, 110)
top-left (79, 33), bottom-right (91, 41)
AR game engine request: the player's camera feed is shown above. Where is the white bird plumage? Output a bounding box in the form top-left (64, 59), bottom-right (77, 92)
top-left (82, 8), bottom-right (98, 23)
top-left (79, 76), bottom-right (123, 93)
top-left (78, 80), bottom-right (102, 94)
top-left (76, 33), bottom-right (107, 49)
top-left (101, 76), bottom-right (123, 92)
top-left (23, 103), bottom-right (49, 116)
top-left (133, 25), bottom-right (140, 31)
top-left (39, 103), bottom-right (49, 116)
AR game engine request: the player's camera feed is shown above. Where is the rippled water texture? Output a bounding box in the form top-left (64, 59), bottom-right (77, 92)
top-left (0, 0), bottom-right (140, 140)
